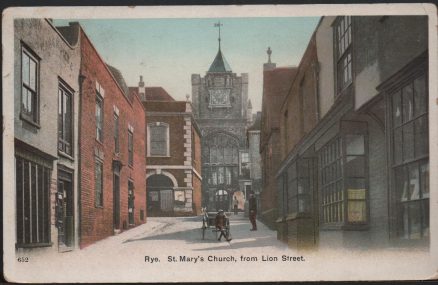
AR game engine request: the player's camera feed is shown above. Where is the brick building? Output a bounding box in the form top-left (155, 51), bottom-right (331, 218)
top-left (260, 51), bottom-right (298, 230)
top-left (132, 81), bottom-right (202, 216)
top-left (247, 112), bottom-right (262, 210)
top-left (191, 35), bottom-right (252, 212)
top-left (78, 27), bottom-right (147, 248)
top-left (274, 16), bottom-right (429, 249)
top-left (13, 19), bottom-right (81, 253)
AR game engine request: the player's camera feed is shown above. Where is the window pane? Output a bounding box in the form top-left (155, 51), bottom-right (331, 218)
top-left (408, 163), bottom-right (420, 200)
top-left (23, 161), bottom-right (30, 244)
top-left (345, 155), bottom-right (365, 177)
top-left (398, 167), bottom-right (410, 202)
top-left (210, 148), bottom-right (217, 163)
top-left (218, 167), bottom-right (224, 184)
top-left (402, 84), bottom-right (414, 122)
top-left (345, 177), bottom-right (365, 191)
top-left (65, 92), bottom-right (72, 145)
top-left (414, 115), bottom-right (428, 158)
top-left (401, 203), bottom-right (409, 239)
top-left (348, 200), bottom-right (366, 223)
top-left (211, 169), bottom-right (217, 185)
top-left (422, 199), bottom-right (429, 237)
top-left (58, 89), bottom-right (63, 140)
top-left (217, 147), bottom-right (224, 163)
top-left (392, 91), bottom-right (402, 127)
top-left (225, 167), bottom-right (232, 185)
top-left (22, 88), bottom-right (28, 113)
top-left (22, 52), bottom-right (30, 86)
top-left (31, 164), bottom-right (37, 243)
top-left (345, 134), bottom-right (364, 155)
top-left (409, 202), bottom-right (422, 239)
top-left (414, 75), bottom-right (427, 116)
top-left (402, 122), bottom-right (414, 161)
top-left (420, 162), bottom-right (429, 198)
top-left (16, 158), bottom-right (24, 244)
top-left (29, 58), bottom-right (36, 90)
top-left (393, 128), bottom-right (403, 165)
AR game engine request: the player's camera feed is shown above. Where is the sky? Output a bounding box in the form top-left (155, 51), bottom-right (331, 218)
top-left (54, 17), bottom-right (320, 112)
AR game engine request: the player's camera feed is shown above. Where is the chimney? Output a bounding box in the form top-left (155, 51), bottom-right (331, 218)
top-left (263, 47), bottom-right (276, 71)
top-left (138, 75), bottom-right (145, 101)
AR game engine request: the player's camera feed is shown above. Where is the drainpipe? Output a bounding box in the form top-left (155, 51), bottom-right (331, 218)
top-left (77, 72), bottom-right (86, 248)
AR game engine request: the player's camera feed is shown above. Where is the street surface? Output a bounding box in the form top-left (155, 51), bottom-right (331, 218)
top-left (13, 214), bottom-right (436, 282)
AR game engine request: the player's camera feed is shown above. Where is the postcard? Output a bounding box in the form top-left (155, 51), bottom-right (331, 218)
top-left (2, 3), bottom-right (438, 282)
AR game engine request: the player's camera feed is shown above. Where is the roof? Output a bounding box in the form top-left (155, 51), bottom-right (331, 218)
top-left (129, 86), bottom-right (175, 102)
top-left (143, 100), bottom-right (187, 112)
top-left (208, 49), bottom-right (232, 73)
top-left (106, 64), bottom-right (129, 96)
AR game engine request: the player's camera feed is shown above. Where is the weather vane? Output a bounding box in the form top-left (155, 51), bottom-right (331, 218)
top-left (214, 21), bottom-right (223, 50)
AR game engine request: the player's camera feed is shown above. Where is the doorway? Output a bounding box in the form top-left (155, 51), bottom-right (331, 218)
top-left (147, 174), bottom-right (175, 216)
top-left (214, 189), bottom-right (229, 211)
top-left (128, 180), bottom-right (135, 225)
top-left (113, 162), bottom-right (121, 230)
top-left (57, 169), bottom-right (74, 250)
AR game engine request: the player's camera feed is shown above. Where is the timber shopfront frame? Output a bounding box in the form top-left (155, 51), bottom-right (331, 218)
top-left (378, 51), bottom-right (429, 246)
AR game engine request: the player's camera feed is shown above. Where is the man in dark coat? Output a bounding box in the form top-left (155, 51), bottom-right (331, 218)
top-left (215, 210), bottom-right (232, 242)
top-left (248, 194), bottom-right (257, 231)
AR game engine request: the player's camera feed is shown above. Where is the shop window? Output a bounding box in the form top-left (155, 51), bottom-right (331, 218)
top-left (391, 73), bottom-right (429, 239)
top-left (319, 130), bottom-right (368, 225)
top-left (334, 16), bottom-right (353, 94)
top-left (21, 46), bottom-right (39, 124)
top-left (319, 137), bottom-right (344, 224)
top-left (58, 82), bottom-right (73, 156)
top-left (16, 156), bottom-right (51, 247)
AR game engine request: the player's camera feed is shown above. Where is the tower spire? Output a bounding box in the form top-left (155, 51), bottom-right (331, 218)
top-left (214, 21), bottom-right (223, 51)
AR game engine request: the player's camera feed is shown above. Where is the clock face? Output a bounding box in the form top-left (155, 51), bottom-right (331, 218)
top-left (208, 88), bottom-right (231, 106)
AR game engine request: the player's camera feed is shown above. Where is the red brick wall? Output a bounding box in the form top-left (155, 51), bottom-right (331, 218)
top-left (192, 125), bottom-right (202, 215)
top-left (147, 114), bottom-right (185, 166)
top-left (260, 67), bottom-right (297, 225)
top-left (79, 29), bottom-right (146, 248)
top-left (280, 34), bottom-right (318, 160)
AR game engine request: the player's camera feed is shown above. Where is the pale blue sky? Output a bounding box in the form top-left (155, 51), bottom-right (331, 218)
top-left (54, 17), bottom-right (320, 111)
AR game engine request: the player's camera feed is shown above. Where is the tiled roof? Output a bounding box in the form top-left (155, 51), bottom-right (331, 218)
top-left (129, 86), bottom-right (175, 102)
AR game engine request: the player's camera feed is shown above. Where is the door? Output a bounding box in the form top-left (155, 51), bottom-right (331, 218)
top-left (160, 190), bottom-right (173, 212)
top-left (214, 190), bottom-right (229, 211)
top-left (57, 170), bottom-right (74, 250)
top-left (128, 180), bottom-right (135, 225)
top-left (113, 170), bottom-right (120, 230)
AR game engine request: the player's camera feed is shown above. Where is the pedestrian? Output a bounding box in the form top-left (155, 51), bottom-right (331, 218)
top-left (215, 209), bottom-right (232, 242)
top-left (248, 194), bottom-right (257, 231)
top-left (233, 196), bottom-right (238, 215)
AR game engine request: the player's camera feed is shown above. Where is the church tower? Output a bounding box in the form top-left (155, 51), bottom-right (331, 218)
top-left (191, 22), bottom-right (251, 211)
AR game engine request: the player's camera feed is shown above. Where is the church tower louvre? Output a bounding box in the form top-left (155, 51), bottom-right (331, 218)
top-left (191, 22), bottom-right (251, 212)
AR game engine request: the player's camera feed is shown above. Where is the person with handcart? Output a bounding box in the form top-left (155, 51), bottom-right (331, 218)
top-left (215, 209), bottom-right (232, 242)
